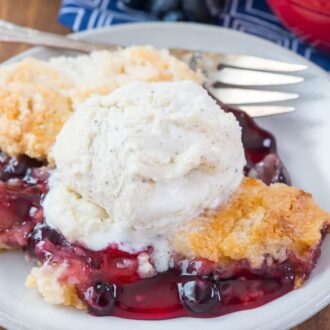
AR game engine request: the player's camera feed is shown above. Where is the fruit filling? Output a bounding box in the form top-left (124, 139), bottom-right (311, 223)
top-left (25, 221), bottom-right (326, 319)
top-left (0, 107), bottom-right (326, 320)
top-left (0, 163), bottom-right (47, 249)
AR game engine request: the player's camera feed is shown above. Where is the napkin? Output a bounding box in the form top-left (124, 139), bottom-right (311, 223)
top-left (58, 0), bottom-right (330, 71)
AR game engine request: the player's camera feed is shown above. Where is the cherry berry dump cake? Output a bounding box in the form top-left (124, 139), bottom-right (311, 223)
top-left (0, 104), bottom-right (327, 319)
top-left (0, 50), bottom-right (328, 321)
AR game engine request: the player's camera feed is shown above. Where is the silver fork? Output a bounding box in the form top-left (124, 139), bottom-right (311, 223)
top-left (0, 20), bottom-right (307, 118)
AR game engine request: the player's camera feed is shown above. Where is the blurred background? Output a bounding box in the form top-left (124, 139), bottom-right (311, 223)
top-left (1, 0), bottom-right (329, 69)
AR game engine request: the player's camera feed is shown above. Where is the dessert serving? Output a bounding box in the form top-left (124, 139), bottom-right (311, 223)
top-left (0, 46), bottom-right (328, 320)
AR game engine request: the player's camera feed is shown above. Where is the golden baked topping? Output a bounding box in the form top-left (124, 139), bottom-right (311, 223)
top-left (0, 83), bottom-right (72, 160)
top-left (173, 177), bottom-right (330, 268)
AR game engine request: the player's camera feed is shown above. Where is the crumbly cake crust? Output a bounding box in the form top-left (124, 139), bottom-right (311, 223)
top-left (0, 58), bottom-right (71, 89)
top-left (173, 177), bottom-right (330, 269)
top-left (49, 46), bottom-right (202, 104)
top-left (26, 262), bottom-right (85, 309)
top-left (0, 83), bottom-right (72, 160)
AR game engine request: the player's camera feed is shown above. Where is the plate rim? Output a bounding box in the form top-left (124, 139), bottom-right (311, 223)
top-left (0, 21), bottom-right (330, 330)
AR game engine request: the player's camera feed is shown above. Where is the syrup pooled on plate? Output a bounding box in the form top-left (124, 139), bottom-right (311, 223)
top-left (0, 108), bottom-right (307, 320)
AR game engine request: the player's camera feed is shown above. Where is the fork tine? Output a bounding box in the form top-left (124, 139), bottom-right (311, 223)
top-left (211, 67), bottom-right (304, 86)
top-left (215, 54), bottom-right (308, 72)
top-left (208, 86), bottom-right (298, 104)
top-left (237, 105), bottom-right (295, 117)
top-left (171, 49), bottom-right (307, 74)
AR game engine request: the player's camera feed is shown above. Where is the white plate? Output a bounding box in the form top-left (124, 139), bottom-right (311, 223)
top-left (0, 22), bottom-right (330, 330)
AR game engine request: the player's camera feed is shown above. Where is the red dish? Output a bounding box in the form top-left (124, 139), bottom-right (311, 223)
top-left (267, 0), bottom-right (330, 53)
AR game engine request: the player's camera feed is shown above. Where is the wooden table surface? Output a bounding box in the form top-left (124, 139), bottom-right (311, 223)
top-left (0, 0), bottom-right (329, 329)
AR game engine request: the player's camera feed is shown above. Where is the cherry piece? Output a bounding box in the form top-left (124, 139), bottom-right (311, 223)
top-left (248, 153), bottom-right (290, 185)
top-left (220, 104), bottom-right (291, 185)
top-left (0, 171), bottom-right (47, 249)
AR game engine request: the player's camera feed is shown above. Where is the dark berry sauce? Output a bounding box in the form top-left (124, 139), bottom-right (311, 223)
top-left (0, 108), bottom-right (318, 320)
top-left (0, 151), bottom-right (43, 182)
top-left (224, 106), bottom-right (290, 185)
top-left (25, 222), bottom-right (324, 320)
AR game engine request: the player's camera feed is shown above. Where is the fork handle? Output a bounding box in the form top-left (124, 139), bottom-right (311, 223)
top-left (0, 20), bottom-right (117, 53)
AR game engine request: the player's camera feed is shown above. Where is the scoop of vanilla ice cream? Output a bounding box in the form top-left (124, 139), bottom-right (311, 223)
top-left (45, 81), bottom-right (245, 271)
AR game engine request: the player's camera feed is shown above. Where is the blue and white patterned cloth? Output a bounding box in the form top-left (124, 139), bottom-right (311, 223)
top-left (58, 0), bottom-right (330, 71)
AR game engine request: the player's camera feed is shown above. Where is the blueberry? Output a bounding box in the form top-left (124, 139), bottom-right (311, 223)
top-left (84, 281), bottom-right (117, 316)
top-left (148, 0), bottom-right (181, 17)
top-left (182, 0), bottom-right (213, 23)
top-left (120, 0), bottom-right (146, 10)
top-left (179, 279), bottom-right (220, 313)
top-left (163, 10), bottom-right (186, 21)
top-left (205, 0), bottom-right (226, 16)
